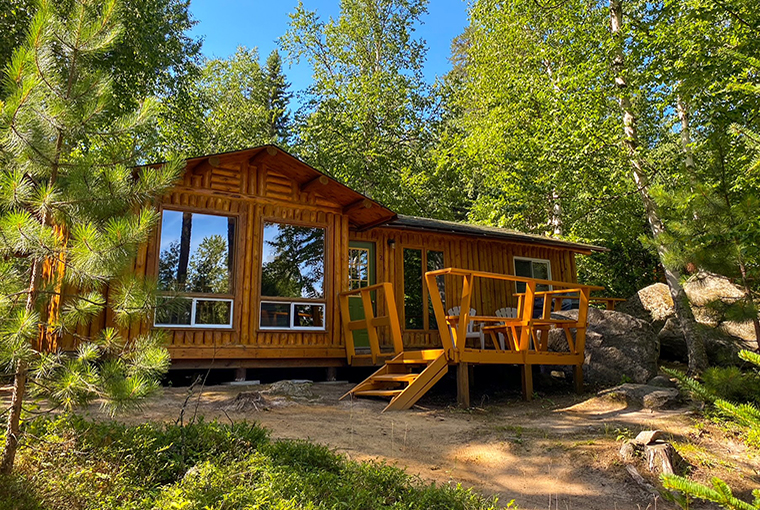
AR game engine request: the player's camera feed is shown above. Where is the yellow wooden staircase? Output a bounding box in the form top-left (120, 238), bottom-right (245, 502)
top-left (341, 349), bottom-right (448, 412)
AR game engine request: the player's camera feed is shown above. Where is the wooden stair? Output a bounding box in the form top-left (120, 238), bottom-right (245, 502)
top-left (342, 349), bottom-right (448, 412)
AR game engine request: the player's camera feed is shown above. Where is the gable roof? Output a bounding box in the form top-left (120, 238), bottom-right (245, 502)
top-left (146, 146), bottom-right (606, 252)
top-left (385, 215), bottom-right (607, 254)
top-left (144, 145), bottom-right (397, 230)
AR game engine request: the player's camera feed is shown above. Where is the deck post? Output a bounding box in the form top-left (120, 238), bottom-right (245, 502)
top-left (573, 364), bottom-right (584, 393)
top-left (521, 364), bottom-right (533, 401)
top-left (235, 367), bottom-right (246, 382)
top-left (457, 362), bottom-right (470, 408)
top-left (326, 367), bottom-right (337, 381)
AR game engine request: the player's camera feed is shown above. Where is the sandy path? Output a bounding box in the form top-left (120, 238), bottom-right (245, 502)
top-left (99, 382), bottom-right (726, 510)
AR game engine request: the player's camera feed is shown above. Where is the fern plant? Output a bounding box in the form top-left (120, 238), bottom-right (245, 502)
top-left (662, 350), bottom-right (760, 509)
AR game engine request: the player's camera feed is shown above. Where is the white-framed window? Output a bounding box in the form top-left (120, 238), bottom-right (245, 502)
top-left (259, 221), bottom-right (327, 331)
top-left (259, 301), bottom-right (326, 330)
top-left (155, 297), bottom-right (234, 328)
top-left (154, 209), bottom-right (236, 329)
top-left (514, 257), bottom-right (552, 293)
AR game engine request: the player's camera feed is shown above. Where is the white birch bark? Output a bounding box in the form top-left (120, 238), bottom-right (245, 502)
top-left (609, 0), bottom-right (708, 373)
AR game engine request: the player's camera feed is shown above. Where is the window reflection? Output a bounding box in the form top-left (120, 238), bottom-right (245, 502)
top-left (403, 248), bottom-right (424, 330)
top-left (260, 302), bottom-right (291, 328)
top-left (349, 247), bottom-right (370, 290)
top-left (158, 210), bottom-right (235, 294)
top-left (261, 222), bottom-right (325, 299)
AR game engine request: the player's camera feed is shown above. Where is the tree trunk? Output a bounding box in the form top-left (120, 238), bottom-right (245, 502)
top-left (676, 95), bottom-right (697, 180)
top-left (737, 258), bottom-right (760, 351)
top-left (0, 255), bottom-right (42, 475)
top-left (0, 361), bottom-right (27, 475)
top-left (177, 212), bottom-right (193, 287)
top-left (609, 0), bottom-right (708, 373)
top-left (550, 189), bottom-right (562, 237)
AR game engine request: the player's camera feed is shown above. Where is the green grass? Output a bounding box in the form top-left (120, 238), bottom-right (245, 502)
top-left (0, 415), bottom-right (507, 510)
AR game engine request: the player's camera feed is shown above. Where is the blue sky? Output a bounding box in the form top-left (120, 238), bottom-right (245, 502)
top-left (187, 0), bottom-right (470, 95)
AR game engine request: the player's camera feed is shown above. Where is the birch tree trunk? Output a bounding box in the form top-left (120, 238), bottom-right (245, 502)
top-left (609, 0), bottom-right (708, 373)
top-left (676, 95), bottom-right (697, 180)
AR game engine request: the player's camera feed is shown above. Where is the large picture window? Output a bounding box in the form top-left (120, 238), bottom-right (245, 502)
top-left (155, 210), bottom-right (235, 328)
top-left (259, 221), bottom-right (326, 330)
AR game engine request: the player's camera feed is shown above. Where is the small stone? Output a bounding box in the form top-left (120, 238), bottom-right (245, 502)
top-left (647, 375), bottom-right (677, 388)
top-left (642, 389), bottom-right (679, 410)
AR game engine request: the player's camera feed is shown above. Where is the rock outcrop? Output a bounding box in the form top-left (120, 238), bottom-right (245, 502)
top-left (617, 273), bottom-right (758, 364)
top-left (549, 308), bottom-right (659, 386)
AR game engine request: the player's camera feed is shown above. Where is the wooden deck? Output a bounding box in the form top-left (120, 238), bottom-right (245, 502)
top-left (340, 268), bottom-right (603, 410)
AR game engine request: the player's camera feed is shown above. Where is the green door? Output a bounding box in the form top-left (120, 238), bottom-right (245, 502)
top-left (348, 241), bottom-right (376, 348)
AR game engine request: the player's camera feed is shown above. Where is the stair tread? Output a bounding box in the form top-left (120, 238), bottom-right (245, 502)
top-left (353, 389), bottom-right (403, 397)
top-left (387, 358), bottom-right (431, 365)
top-left (373, 374), bottom-right (419, 382)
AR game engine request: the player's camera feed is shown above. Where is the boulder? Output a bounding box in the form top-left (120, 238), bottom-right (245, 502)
top-left (658, 316), bottom-right (750, 365)
top-left (597, 383), bottom-right (680, 410)
top-left (549, 308), bottom-right (659, 387)
top-left (620, 273), bottom-right (758, 364)
top-left (616, 283), bottom-right (674, 334)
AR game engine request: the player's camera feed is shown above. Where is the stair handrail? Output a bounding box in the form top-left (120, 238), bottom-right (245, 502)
top-left (338, 282), bottom-right (404, 365)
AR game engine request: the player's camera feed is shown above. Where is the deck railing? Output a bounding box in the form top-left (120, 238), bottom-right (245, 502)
top-left (425, 268), bottom-right (604, 395)
top-left (338, 282), bottom-right (404, 365)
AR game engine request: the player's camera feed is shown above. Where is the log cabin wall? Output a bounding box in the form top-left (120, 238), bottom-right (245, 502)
top-left (350, 227), bottom-right (578, 349)
top-left (55, 147), bottom-right (584, 367)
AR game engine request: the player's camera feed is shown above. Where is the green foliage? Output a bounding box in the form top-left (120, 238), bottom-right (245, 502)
top-left (639, 0), bottom-right (760, 339)
top-left (434, 0), bottom-right (660, 296)
top-left (1, 416), bottom-right (503, 510)
top-left (282, 0), bottom-right (445, 215)
top-left (664, 349), bottom-right (760, 508)
top-left (0, 0), bottom-right (201, 113)
top-left (264, 49), bottom-right (292, 145)
top-left (702, 366), bottom-right (760, 404)
top-left (155, 46), bottom-right (292, 158)
top-left (0, 0), bottom-right (182, 472)
top-left (662, 474), bottom-right (760, 510)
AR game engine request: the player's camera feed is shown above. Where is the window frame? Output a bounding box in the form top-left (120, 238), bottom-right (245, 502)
top-left (513, 256), bottom-right (553, 293)
top-left (154, 296), bottom-right (234, 329)
top-left (259, 300), bottom-right (326, 331)
top-left (153, 206), bottom-right (239, 330)
top-left (399, 245), bottom-right (446, 332)
top-left (257, 218), bottom-right (329, 332)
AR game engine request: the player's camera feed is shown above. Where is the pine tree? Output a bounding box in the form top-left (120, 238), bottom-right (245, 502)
top-left (264, 49), bottom-right (292, 145)
top-left (663, 351), bottom-right (760, 509)
top-left (0, 0), bottom-right (181, 474)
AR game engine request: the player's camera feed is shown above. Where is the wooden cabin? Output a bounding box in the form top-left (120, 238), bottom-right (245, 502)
top-left (111, 144), bottom-right (606, 382)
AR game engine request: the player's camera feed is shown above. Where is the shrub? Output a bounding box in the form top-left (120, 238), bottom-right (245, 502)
top-left (663, 350), bottom-right (760, 509)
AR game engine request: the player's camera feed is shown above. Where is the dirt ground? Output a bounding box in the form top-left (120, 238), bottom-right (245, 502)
top-left (77, 379), bottom-right (760, 510)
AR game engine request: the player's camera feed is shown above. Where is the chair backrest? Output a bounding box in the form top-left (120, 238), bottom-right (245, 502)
top-left (495, 307), bottom-right (518, 319)
top-left (447, 306), bottom-right (477, 333)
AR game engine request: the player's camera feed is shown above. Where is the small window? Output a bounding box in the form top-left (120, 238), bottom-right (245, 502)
top-left (514, 257), bottom-right (552, 293)
top-left (349, 247), bottom-right (370, 290)
top-left (155, 210), bottom-right (235, 328)
top-left (155, 297), bottom-right (233, 328)
top-left (260, 302), bottom-right (325, 330)
top-left (259, 221), bottom-right (326, 330)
